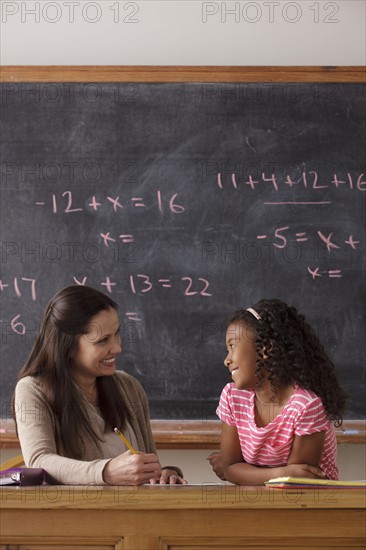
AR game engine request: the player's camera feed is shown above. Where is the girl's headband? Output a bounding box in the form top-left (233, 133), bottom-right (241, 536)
top-left (246, 307), bottom-right (261, 321)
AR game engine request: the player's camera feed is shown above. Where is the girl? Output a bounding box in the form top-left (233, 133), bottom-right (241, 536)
top-left (213, 298), bottom-right (347, 484)
top-left (14, 285), bottom-right (186, 485)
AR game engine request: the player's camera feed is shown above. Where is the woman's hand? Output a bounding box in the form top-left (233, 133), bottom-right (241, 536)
top-left (149, 468), bottom-right (188, 485)
top-left (103, 451), bottom-right (161, 485)
top-left (207, 451), bottom-right (226, 481)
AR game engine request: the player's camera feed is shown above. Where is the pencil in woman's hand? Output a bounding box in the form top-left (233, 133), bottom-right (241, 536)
top-left (114, 427), bottom-right (138, 454)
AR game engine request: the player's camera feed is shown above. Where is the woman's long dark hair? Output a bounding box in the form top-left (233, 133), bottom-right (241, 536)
top-left (14, 285), bottom-right (128, 459)
top-left (229, 299), bottom-right (347, 426)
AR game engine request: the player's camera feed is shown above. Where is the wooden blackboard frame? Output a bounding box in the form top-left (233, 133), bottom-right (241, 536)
top-left (0, 66), bottom-right (365, 83)
top-left (1, 66), bottom-right (365, 445)
top-left (0, 418), bottom-right (365, 448)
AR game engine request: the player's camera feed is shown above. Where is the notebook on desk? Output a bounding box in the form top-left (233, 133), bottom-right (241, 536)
top-left (265, 477), bottom-right (366, 489)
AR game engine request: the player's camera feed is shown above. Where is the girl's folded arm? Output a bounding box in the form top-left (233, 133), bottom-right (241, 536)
top-left (287, 431), bottom-right (326, 467)
top-left (221, 424), bottom-right (326, 485)
top-left (221, 423), bottom-right (284, 485)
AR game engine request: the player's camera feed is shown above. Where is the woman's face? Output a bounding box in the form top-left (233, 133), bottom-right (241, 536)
top-left (224, 322), bottom-right (258, 390)
top-left (70, 307), bottom-right (122, 382)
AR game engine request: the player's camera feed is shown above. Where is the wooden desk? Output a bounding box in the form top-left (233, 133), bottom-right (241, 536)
top-left (1, 485), bottom-right (365, 549)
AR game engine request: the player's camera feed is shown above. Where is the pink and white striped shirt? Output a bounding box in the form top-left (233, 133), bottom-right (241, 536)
top-left (217, 383), bottom-right (338, 480)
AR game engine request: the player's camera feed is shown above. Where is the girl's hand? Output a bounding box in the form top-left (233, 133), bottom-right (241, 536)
top-left (149, 468), bottom-right (188, 485)
top-left (283, 463), bottom-right (327, 479)
top-left (103, 451), bottom-right (161, 485)
top-left (207, 451), bottom-right (227, 481)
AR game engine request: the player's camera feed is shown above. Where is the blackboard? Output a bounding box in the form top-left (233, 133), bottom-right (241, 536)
top-left (1, 78), bottom-right (365, 420)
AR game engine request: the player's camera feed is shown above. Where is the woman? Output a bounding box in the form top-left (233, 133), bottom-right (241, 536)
top-left (14, 285), bottom-right (186, 485)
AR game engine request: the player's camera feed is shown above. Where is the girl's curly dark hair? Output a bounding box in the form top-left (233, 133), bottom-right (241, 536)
top-left (229, 298), bottom-right (347, 426)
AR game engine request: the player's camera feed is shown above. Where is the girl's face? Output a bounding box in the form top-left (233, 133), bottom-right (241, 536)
top-left (70, 307), bottom-right (122, 383)
top-left (224, 322), bottom-right (258, 390)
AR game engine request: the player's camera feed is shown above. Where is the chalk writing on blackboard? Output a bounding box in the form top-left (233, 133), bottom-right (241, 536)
top-left (0, 277), bottom-right (37, 301)
top-left (35, 190), bottom-right (185, 215)
top-left (217, 170), bottom-right (365, 198)
top-left (0, 271), bottom-right (213, 334)
top-left (129, 275), bottom-right (212, 297)
top-left (1, 313), bottom-right (142, 340)
top-left (307, 267), bottom-right (342, 279)
top-left (100, 233), bottom-right (135, 246)
top-left (255, 227), bottom-right (361, 251)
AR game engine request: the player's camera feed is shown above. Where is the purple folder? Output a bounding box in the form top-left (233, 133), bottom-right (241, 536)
top-left (0, 467), bottom-right (55, 486)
